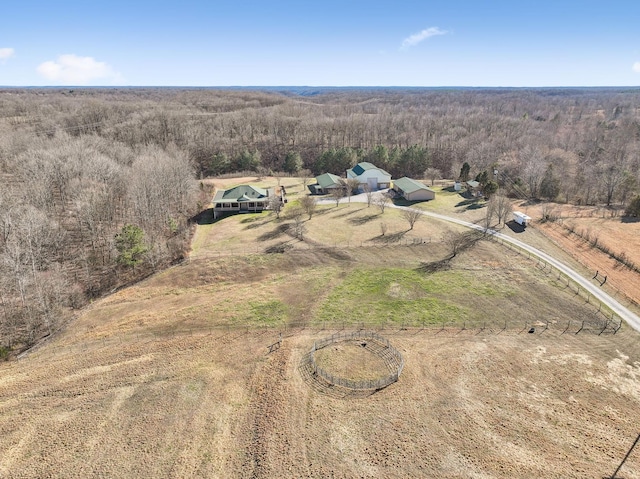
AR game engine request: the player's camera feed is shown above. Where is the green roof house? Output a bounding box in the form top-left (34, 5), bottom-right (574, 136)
top-left (309, 173), bottom-right (343, 194)
top-left (212, 184), bottom-right (285, 219)
top-left (346, 162), bottom-right (391, 191)
top-left (392, 177), bottom-right (435, 201)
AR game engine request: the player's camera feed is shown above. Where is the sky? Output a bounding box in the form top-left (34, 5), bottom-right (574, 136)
top-left (1, 0), bottom-right (640, 87)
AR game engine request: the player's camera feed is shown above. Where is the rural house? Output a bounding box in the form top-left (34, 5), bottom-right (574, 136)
top-left (346, 162), bottom-right (391, 191)
top-left (212, 184), bottom-right (286, 219)
top-left (309, 172), bottom-right (343, 194)
top-left (392, 177), bottom-right (436, 201)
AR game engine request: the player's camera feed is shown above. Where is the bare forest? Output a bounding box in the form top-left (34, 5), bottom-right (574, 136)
top-left (1, 87), bottom-right (640, 351)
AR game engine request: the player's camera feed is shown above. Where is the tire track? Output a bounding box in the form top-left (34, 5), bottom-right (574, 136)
top-left (239, 344), bottom-right (293, 479)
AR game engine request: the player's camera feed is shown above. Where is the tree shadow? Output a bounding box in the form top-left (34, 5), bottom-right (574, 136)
top-left (620, 216), bottom-right (640, 224)
top-left (333, 206), bottom-right (366, 218)
top-left (242, 215), bottom-right (272, 229)
top-left (455, 198), bottom-right (477, 207)
top-left (349, 214), bottom-right (379, 225)
top-left (264, 241), bottom-right (295, 254)
top-left (466, 202), bottom-right (486, 210)
top-left (257, 223), bottom-right (291, 241)
top-left (370, 231), bottom-right (407, 244)
top-left (416, 258), bottom-right (452, 274)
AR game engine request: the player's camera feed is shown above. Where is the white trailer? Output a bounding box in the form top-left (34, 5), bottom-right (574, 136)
top-left (513, 211), bottom-right (532, 227)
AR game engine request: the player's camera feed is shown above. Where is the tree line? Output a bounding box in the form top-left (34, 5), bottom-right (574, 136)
top-left (1, 86), bottom-right (640, 350)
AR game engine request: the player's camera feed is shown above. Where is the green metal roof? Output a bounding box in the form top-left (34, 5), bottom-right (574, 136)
top-left (213, 184), bottom-right (268, 203)
top-left (347, 162), bottom-right (391, 178)
top-left (315, 173), bottom-right (342, 189)
top-left (393, 177), bottom-right (434, 194)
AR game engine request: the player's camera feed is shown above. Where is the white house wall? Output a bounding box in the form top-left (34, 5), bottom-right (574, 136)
top-left (351, 169), bottom-right (391, 189)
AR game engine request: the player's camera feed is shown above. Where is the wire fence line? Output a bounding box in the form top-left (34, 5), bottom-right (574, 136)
top-left (309, 330), bottom-right (404, 391)
top-left (488, 234), bottom-right (635, 323)
top-left (14, 314), bottom-right (621, 364)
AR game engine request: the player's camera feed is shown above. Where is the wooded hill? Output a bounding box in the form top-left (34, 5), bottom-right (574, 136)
top-left (1, 87), bottom-right (639, 351)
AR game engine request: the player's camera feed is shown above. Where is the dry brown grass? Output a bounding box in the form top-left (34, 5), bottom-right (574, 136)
top-left (2, 182), bottom-right (640, 478)
top-left (2, 322), bottom-right (640, 478)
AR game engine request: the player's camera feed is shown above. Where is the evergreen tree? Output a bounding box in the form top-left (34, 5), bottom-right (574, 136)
top-left (475, 170), bottom-right (489, 186)
top-left (282, 151), bottom-right (303, 174)
top-left (460, 162), bottom-right (471, 181)
top-left (483, 180), bottom-right (499, 199)
top-left (115, 225), bottom-right (149, 267)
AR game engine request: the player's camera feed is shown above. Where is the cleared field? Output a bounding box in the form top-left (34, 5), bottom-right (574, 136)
top-left (1, 178), bottom-right (640, 478)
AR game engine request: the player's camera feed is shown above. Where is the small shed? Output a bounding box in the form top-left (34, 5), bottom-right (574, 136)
top-left (513, 211), bottom-right (532, 227)
top-left (465, 180), bottom-right (481, 197)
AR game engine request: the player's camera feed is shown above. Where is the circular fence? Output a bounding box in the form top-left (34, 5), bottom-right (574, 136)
top-left (309, 330), bottom-right (404, 391)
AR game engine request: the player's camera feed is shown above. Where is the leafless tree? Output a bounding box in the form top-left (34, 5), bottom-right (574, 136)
top-left (401, 208), bottom-right (422, 230)
top-left (374, 194), bottom-right (390, 214)
top-left (443, 230), bottom-right (479, 259)
top-left (423, 167), bottom-right (442, 186)
top-left (329, 186), bottom-right (344, 207)
top-left (521, 145), bottom-right (545, 198)
top-left (488, 195), bottom-right (512, 226)
top-left (300, 169), bottom-right (312, 192)
top-left (363, 184), bottom-right (374, 207)
top-left (344, 178), bottom-right (361, 203)
top-left (299, 194), bottom-right (317, 219)
top-left (380, 221), bottom-right (388, 236)
top-left (287, 206), bottom-right (306, 239)
top-left (268, 194), bottom-right (284, 219)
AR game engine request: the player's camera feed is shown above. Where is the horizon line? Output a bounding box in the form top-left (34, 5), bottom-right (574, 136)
top-left (1, 85), bottom-right (640, 90)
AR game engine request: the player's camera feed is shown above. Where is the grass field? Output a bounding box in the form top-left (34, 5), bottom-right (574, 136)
top-left (1, 176), bottom-right (640, 478)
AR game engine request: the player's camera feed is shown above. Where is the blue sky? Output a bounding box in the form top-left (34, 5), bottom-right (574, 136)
top-left (1, 0), bottom-right (640, 86)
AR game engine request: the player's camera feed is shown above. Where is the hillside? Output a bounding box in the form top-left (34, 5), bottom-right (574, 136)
top-left (1, 182), bottom-right (640, 478)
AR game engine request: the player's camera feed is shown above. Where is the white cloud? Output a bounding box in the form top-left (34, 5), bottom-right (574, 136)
top-left (36, 54), bottom-right (123, 84)
top-left (401, 27), bottom-right (448, 49)
top-left (0, 48), bottom-right (15, 63)
top-left (633, 62), bottom-right (640, 73)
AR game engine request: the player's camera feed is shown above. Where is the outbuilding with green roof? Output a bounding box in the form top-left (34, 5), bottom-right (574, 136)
top-left (392, 177), bottom-right (435, 201)
top-left (309, 173), bottom-right (343, 194)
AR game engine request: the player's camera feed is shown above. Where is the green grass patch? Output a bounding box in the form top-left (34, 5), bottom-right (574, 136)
top-left (240, 300), bottom-right (289, 324)
top-left (314, 267), bottom-right (509, 326)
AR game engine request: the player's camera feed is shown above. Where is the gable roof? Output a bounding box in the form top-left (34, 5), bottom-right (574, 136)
top-left (315, 172), bottom-right (342, 189)
top-left (393, 177), bottom-right (434, 194)
top-left (213, 184), bottom-right (268, 203)
top-left (466, 180), bottom-right (480, 188)
top-left (347, 162), bottom-right (391, 178)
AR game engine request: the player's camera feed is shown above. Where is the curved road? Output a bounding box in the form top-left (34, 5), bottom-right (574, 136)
top-left (320, 194), bottom-right (640, 333)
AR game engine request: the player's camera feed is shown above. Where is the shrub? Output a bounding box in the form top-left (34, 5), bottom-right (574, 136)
top-left (624, 195), bottom-right (640, 217)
